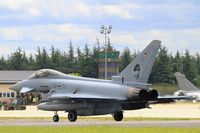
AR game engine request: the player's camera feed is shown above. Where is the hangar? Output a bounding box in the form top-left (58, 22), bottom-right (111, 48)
top-left (0, 71), bottom-right (35, 103)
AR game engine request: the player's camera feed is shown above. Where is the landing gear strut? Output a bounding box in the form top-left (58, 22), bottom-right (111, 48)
top-left (53, 111), bottom-right (59, 122)
top-left (68, 111), bottom-right (77, 122)
top-left (113, 111), bottom-right (123, 121)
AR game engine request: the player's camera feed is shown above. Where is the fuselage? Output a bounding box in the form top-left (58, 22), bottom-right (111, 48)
top-left (10, 69), bottom-right (157, 115)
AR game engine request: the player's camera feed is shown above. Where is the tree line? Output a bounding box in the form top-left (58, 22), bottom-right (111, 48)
top-left (0, 42), bottom-right (200, 86)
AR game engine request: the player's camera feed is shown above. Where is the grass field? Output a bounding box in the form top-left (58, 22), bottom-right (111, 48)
top-left (151, 84), bottom-right (178, 95)
top-left (1, 126), bottom-right (200, 133)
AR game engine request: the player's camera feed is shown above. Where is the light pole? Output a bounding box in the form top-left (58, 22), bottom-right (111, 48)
top-left (100, 25), bottom-right (112, 80)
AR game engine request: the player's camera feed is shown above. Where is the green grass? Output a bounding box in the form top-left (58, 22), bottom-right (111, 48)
top-left (151, 84), bottom-right (179, 95)
top-left (0, 126), bottom-right (200, 133)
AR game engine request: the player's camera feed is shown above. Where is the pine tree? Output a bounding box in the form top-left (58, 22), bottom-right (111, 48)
top-left (8, 47), bottom-right (24, 70)
top-left (79, 44), bottom-right (95, 77)
top-left (50, 46), bottom-right (62, 70)
top-left (36, 47), bottom-right (42, 69)
top-left (36, 47), bottom-right (49, 69)
top-left (196, 53), bottom-right (200, 75)
top-left (27, 54), bottom-right (36, 70)
top-left (21, 51), bottom-right (29, 70)
top-left (77, 46), bottom-right (82, 60)
top-left (50, 45), bottom-right (56, 68)
top-left (90, 44), bottom-right (101, 78)
top-left (183, 50), bottom-right (197, 84)
top-left (119, 47), bottom-right (132, 72)
top-left (173, 51), bottom-right (183, 73)
top-left (0, 56), bottom-right (6, 70)
top-left (153, 47), bottom-right (173, 84)
top-left (41, 47), bottom-right (49, 68)
top-left (68, 41), bottom-right (75, 72)
top-left (73, 46), bottom-right (83, 75)
top-left (149, 57), bottom-right (158, 83)
top-left (60, 52), bottom-right (69, 73)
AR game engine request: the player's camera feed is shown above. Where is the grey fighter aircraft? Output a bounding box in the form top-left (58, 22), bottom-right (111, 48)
top-left (10, 40), bottom-right (180, 122)
top-left (174, 72), bottom-right (200, 102)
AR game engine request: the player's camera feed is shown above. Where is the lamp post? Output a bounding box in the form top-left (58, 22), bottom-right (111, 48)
top-left (100, 25), bottom-right (112, 80)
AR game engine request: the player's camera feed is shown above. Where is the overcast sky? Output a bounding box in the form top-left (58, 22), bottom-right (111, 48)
top-left (0, 0), bottom-right (200, 56)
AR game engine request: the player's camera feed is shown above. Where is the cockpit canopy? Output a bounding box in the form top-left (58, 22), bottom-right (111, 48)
top-left (27, 69), bottom-right (64, 79)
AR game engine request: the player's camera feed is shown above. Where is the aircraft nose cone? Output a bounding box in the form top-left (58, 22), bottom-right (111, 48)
top-left (9, 82), bottom-right (23, 92)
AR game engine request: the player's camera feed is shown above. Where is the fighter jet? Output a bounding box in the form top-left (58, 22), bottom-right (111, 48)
top-left (174, 72), bottom-right (200, 102)
top-left (10, 40), bottom-right (182, 122)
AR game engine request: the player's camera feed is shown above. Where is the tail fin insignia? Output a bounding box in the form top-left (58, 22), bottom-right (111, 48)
top-left (119, 40), bottom-right (161, 83)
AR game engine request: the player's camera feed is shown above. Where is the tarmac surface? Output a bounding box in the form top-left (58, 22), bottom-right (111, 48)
top-left (0, 119), bottom-right (200, 127)
top-left (1, 103), bottom-right (200, 118)
top-left (1, 103), bottom-right (200, 127)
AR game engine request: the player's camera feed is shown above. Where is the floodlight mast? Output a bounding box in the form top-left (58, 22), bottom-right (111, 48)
top-left (100, 25), bottom-right (112, 80)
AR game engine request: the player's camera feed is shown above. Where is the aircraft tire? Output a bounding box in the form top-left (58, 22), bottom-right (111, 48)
top-left (68, 111), bottom-right (77, 122)
top-left (113, 111), bottom-right (123, 121)
top-left (53, 114), bottom-right (59, 122)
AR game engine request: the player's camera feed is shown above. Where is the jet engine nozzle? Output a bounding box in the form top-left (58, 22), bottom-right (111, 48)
top-left (148, 89), bottom-right (158, 100)
top-left (138, 89), bottom-right (149, 100)
top-left (126, 88), bottom-right (148, 101)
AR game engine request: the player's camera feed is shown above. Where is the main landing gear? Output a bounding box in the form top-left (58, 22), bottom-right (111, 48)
top-left (52, 111), bottom-right (78, 122)
top-left (113, 111), bottom-right (123, 121)
top-left (68, 111), bottom-right (77, 122)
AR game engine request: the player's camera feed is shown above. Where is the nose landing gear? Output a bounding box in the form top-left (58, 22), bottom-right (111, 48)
top-left (53, 111), bottom-right (59, 122)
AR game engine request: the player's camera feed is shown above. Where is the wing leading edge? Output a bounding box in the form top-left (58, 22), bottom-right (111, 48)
top-left (48, 93), bottom-right (126, 101)
top-left (48, 93), bottom-right (191, 102)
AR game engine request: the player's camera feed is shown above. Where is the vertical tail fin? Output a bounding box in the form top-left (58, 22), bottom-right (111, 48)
top-left (175, 72), bottom-right (199, 91)
top-left (119, 40), bottom-right (161, 83)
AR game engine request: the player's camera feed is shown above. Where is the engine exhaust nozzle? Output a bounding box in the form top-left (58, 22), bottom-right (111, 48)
top-left (149, 89), bottom-right (158, 100)
top-left (138, 89), bottom-right (149, 100)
